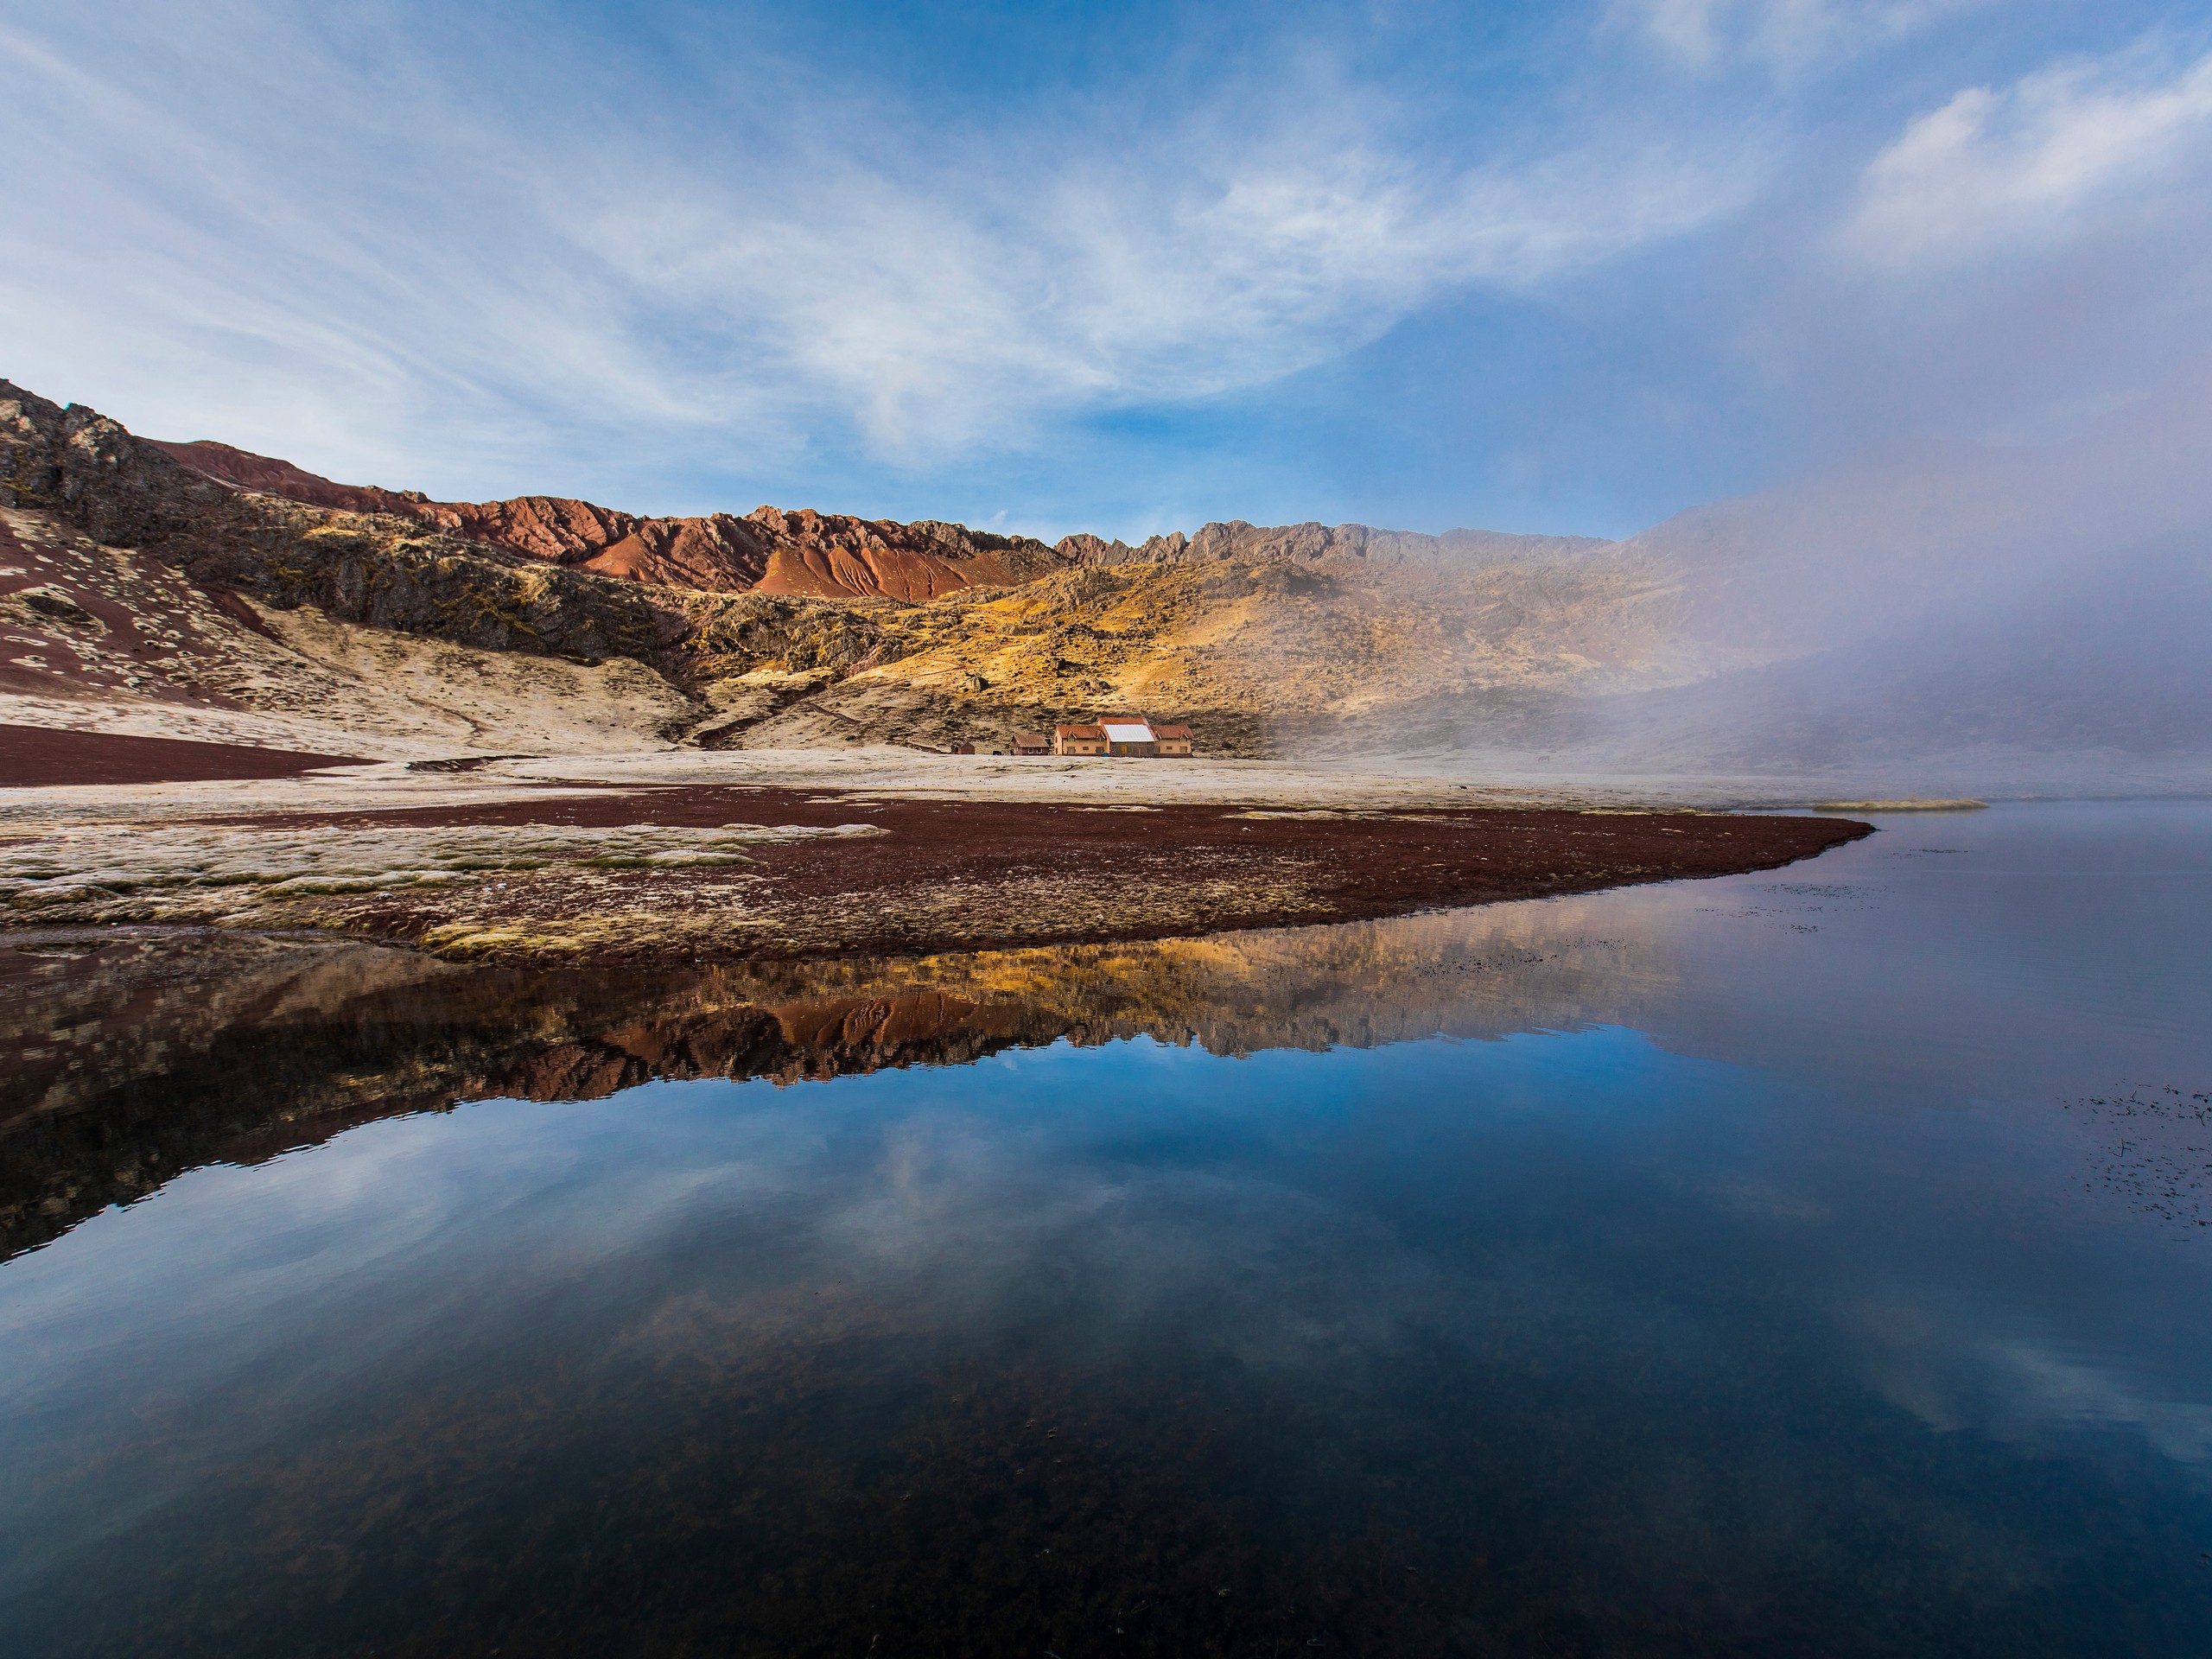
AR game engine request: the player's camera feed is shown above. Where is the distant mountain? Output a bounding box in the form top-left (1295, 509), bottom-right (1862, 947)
top-left (1059, 520), bottom-right (1608, 570)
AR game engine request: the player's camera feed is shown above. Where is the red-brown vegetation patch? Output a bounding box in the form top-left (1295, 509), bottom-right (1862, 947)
top-left (208, 786), bottom-right (1872, 958)
top-left (0, 725), bottom-right (372, 787)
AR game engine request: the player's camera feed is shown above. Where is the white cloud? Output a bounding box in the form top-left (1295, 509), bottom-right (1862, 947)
top-left (1843, 41), bottom-right (2212, 266)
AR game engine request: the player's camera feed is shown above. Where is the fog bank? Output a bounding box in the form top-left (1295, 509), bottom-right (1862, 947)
top-left (1409, 354), bottom-right (2212, 794)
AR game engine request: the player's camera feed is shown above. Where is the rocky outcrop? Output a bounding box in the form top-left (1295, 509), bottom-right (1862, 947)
top-left (1051, 531), bottom-right (1133, 563)
top-left (743, 507), bottom-right (1071, 600)
top-left (6, 384), bottom-right (255, 551)
top-left (684, 591), bottom-right (896, 679)
top-left (416, 497), bottom-right (772, 588)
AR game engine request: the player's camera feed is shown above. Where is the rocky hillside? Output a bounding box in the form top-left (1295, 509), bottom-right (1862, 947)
top-left (6, 380), bottom-right (1700, 760)
top-left (3, 383), bottom-right (681, 665)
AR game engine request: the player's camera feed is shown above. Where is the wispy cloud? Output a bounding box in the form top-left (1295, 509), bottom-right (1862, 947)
top-left (3, 1), bottom-right (2206, 536)
top-left (587, 119), bottom-right (1751, 458)
top-left (0, 3), bottom-right (1752, 499)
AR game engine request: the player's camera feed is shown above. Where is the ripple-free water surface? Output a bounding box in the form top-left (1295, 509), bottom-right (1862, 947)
top-left (2, 801), bottom-right (2209, 1656)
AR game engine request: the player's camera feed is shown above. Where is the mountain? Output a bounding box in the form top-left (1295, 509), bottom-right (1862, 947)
top-left (4, 382), bottom-right (1672, 752)
top-left (7, 371), bottom-right (2208, 789)
top-left (1058, 520), bottom-right (1609, 570)
top-left (6, 379), bottom-right (1670, 760)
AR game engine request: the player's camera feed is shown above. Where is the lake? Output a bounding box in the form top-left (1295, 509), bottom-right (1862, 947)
top-left (2, 800), bottom-right (2209, 1656)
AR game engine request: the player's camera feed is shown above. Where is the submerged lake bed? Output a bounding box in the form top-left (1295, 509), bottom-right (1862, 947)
top-left (3, 801), bottom-right (2209, 1656)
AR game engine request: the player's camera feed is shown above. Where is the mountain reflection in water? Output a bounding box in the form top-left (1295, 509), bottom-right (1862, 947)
top-left (2, 802), bottom-right (2209, 1657)
top-left (2, 906), bottom-right (1671, 1263)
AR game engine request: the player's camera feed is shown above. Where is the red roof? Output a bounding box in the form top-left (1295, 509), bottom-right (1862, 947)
top-left (1151, 724), bottom-right (1192, 740)
top-left (1054, 724), bottom-right (1104, 738)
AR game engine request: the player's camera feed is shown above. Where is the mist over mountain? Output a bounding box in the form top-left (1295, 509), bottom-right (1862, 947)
top-left (4, 369), bottom-right (2207, 793)
top-left (1534, 358), bottom-right (2212, 789)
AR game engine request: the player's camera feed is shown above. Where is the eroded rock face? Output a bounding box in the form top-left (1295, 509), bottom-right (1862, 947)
top-left (407, 498), bottom-right (772, 588)
top-left (745, 506), bottom-right (1071, 601)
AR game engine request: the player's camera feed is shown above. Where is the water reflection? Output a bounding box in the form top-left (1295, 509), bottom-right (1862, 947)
top-left (1, 901), bottom-right (1680, 1263)
top-left (2, 803), bottom-right (2209, 1656)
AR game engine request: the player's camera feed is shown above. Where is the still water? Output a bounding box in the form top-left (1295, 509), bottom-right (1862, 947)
top-left (2, 801), bottom-right (2209, 1656)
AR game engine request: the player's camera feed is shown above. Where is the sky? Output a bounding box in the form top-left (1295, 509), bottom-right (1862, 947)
top-left (4, 0), bottom-right (2210, 542)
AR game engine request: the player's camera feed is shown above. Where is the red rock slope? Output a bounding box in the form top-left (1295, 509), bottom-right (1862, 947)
top-left (148, 442), bottom-right (1070, 601)
top-left (150, 441), bottom-right (427, 517)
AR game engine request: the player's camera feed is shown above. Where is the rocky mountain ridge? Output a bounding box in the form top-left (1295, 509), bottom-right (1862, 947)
top-left (10, 372), bottom-right (2202, 786)
top-left (1059, 521), bottom-right (1609, 571)
top-left (149, 434), bottom-right (1608, 601)
top-left (152, 437), bottom-right (1076, 601)
top-left (4, 377), bottom-right (1686, 760)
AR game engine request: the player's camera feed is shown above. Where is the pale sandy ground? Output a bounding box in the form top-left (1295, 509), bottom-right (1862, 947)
top-left (495, 748), bottom-right (1852, 810)
top-left (0, 746), bottom-right (1866, 838)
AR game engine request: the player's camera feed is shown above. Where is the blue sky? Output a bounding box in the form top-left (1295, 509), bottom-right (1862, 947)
top-left (5, 1), bottom-right (2209, 540)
